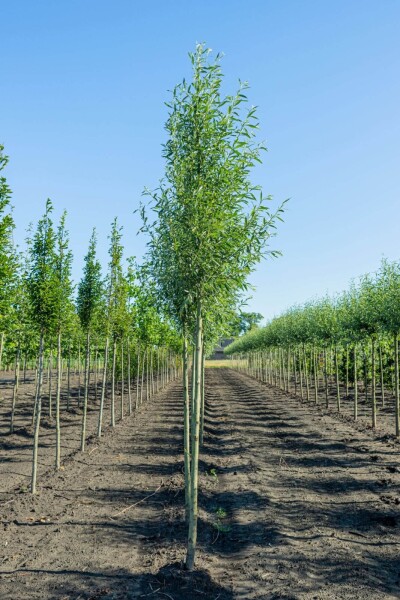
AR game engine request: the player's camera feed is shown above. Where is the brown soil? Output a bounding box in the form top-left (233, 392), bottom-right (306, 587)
top-left (0, 368), bottom-right (399, 599)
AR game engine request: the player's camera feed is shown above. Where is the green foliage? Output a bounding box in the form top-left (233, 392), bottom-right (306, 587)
top-left (225, 258), bottom-right (400, 356)
top-left (26, 200), bottom-right (59, 334)
top-left (77, 229), bottom-right (103, 333)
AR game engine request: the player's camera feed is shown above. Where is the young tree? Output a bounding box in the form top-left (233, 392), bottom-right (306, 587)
top-left (54, 212), bottom-right (74, 467)
top-left (77, 229), bottom-right (103, 451)
top-left (143, 44), bottom-right (284, 569)
top-left (26, 200), bottom-right (59, 493)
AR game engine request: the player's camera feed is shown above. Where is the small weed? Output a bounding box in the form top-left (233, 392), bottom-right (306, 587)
top-left (207, 468), bottom-right (218, 482)
top-left (213, 506), bottom-right (230, 534)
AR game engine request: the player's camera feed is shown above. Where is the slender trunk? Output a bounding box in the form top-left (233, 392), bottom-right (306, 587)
top-left (335, 345), bottom-right (340, 412)
top-left (394, 334), bottom-right (399, 437)
top-left (379, 343), bottom-right (385, 408)
top-left (183, 335), bottom-right (191, 523)
top-left (186, 300), bottom-right (203, 571)
top-left (127, 341), bottom-right (132, 415)
top-left (304, 345), bottom-right (310, 402)
top-left (97, 336), bottom-right (109, 437)
top-left (77, 343), bottom-right (81, 408)
top-left (121, 339), bottom-right (124, 419)
top-left (136, 347), bottom-right (140, 409)
top-left (81, 331), bottom-right (90, 451)
top-left (324, 348), bottom-right (329, 408)
top-left (200, 342), bottom-right (206, 445)
top-left (67, 347), bottom-right (71, 410)
top-left (313, 346), bottom-right (318, 404)
top-left (55, 331), bottom-right (62, 468)
top-left (354, 344), bottom-right (358, 421)
top-left (32, 331), bottom-right (44, 494)
top-left (0, 331), bottom-right (4, 372)
top-left (94, 348), bottom-right (99, 404)
top-left (345, 346), bottom-right (349, 397)
top-left (140, 347), bottom-right (145, 405)
top-left (10, 344), bottom-right (21, 433)
top-left (111, 338), bottom-right (117, 427)
top-left (299, 346), bottom-right (304, 400)
top-left (371, 338), bottom-right (376, 428)
top-left (48, 352), bottom-right (52, 418)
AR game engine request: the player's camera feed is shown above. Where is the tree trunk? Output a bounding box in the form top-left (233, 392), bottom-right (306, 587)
top-left (324, 348), bottom-right (329, 408)
top-left (111, 338), bottom-right (117, 427)
top-left (186, 300), bottom-right (203, 571)
top-left (200, 342), bottom-right (206, 445)
top-left (0, 331), bottom-right (4, 373)
top-left (55, 331), bottom-right (62, 468)
top-left (32, 331), bottom-right (45, 494)
top-left (121, 339), bottom-right (124, 419)
top-left (335, 345), bottom-right (340, 412)
top-left (81, 331), bottom-right (91, 451)
top-left (371, 338), bottom-right (376, 428)
top-left (379, 342), bottom-right (385, 408)
top-left (354, 344), bottom-right (358, 421)
top-left (97, 336), bottom-right (109, 437)
top-left (10, 343), bottom-right (21, 433)
top-left (48, 351), bottom-right (53, 418)
top-left (313, 346), bottom-right (318, 404)
top-left (394, 334), bottom-right (399, 437)
top-left (127, 340), bottom-right (132, 415)
top-left (136, 347), bottom-right (140, 409)
top-left (183, 335), bottom-right (191, 523)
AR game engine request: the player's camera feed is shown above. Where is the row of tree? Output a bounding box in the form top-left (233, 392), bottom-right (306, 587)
top-left (225, 259), bottom-right (400, 436)
top-left (0, 145), bottom-right (181, 493)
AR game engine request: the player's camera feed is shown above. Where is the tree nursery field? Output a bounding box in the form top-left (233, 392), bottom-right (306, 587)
top-left (0, 44), bottom-right (399, 600)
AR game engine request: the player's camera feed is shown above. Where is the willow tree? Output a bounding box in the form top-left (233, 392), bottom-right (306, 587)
top-left (143, 44), bottom-right (284, 570)
top-left (77, 229), bottom-right (103, 451)
top-left (27, 200), bottom-right (59, 493)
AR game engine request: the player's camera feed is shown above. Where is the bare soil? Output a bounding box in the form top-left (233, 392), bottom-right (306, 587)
top-left (0, 368), bottom-right (399, 599)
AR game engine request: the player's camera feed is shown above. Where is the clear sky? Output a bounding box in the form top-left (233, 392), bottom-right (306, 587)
top-left (1, 0), bottom-right (400, 321)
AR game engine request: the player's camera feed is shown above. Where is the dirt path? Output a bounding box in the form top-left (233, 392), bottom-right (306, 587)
top-left (0, 368), bottom-right (399, 599)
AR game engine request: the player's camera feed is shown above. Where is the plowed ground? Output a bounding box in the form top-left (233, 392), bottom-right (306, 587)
top-left (0, 368), bottom-right (399, 599)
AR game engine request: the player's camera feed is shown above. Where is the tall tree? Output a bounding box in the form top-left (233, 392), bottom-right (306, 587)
top-left (77, 229), bottom-right (103, 451)
top-left (143, 44), bottom-right (284, 569)
top-left (26, 199), bottom-right (58, 493)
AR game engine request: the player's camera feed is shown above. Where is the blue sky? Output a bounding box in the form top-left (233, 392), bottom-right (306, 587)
top-left (1, 0), bottom-right (400, 321)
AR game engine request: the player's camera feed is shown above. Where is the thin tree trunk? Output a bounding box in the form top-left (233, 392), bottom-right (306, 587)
top-left (186, 301), bottom-right (203, 571)
top-left (121, 339), bottom-right (124, 419)
top-left (127, 340), bottom-right (132, 415)
top-left (183, 335), bottom-right (191, 523)
top-left (55, 331), bottom-right (62, 468)
top-left (111, 338), bottom-right (117, 427)
top-left (335, 345), bottom-right (340, 412)
top-left (354, 344), bottom-right (358, 421)
top-left (10, 344), bottom-right (21, 433)
top-left (0, 331), bottom-right (4, 372)
top-left (97, 336), bottom-right (109, 437)
top-left (81, 331), bottom-right (90, 451)
top-left (394, 334), bottom-right (399, 437)
top-left (324, 348), bottom-right (329, 408)
top-left (371, 338), bottom-right (376, 428)
top-left (32, 331), bottom-right (44, 494)
top-left (136, 347), bottom-right (140, 409)
top-left (200, 342), bottom-right (206, 445)
top-left (379, 342), bottom-right (385, 408)
top-left (48, 351), bottom-right (52, 418)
